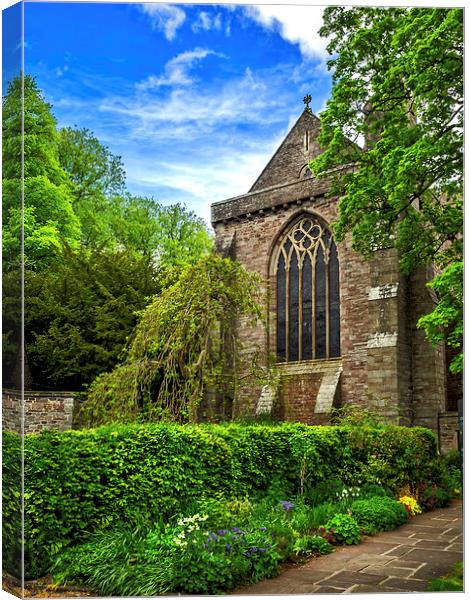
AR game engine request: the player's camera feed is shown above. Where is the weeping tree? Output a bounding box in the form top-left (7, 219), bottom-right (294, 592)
top-left (80, 254), bottom-right (267, 426)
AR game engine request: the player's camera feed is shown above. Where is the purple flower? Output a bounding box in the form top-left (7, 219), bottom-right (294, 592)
top-left (259, 548), bottom-right (267, 553)
top-left (259, 527), bottom-right (267, 531)
top-left (231, 526), bottom-right (241, 533)
top-left (203, 543), bottom-right (208, 548)
top-left (217, 529), bottom-right (227, 536)
top-left (225, 543), bottom-right (232, 551)
top-left (250, 546), bottom-right (258, 553)
top-left (279, 500), bottom-right (294, 511)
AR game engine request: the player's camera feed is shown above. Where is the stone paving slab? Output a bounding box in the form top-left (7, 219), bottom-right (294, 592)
top-left (232, 499), bottom-right (462, 595)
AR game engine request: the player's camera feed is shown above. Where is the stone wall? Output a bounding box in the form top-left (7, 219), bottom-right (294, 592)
top-left (438, 412), bottom-right (459, 454)
top-left (214, 192), bottom-right (374, 417)
top-left (2, 389), bottom-right (78, 433)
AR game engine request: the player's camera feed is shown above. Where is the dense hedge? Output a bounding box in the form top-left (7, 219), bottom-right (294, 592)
top-left (2, 432), bottom-right (22, 577)
top-left (2, 422), bottom-right (437, 578)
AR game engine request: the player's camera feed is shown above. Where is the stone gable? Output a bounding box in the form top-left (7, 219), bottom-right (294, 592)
top-left (249, 108), bottom-right (323, 192)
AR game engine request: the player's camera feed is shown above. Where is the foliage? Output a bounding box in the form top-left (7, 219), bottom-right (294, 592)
top-left (2, 75), bottom-right (81, 272)
top-left (24, 245), bottom-right (160, 390)
top-left (311, 7), bottom-right (463, 370)
top-left (331, 403), bottom-right (381, 427)
top-left (417, 262), bottom-right (463, 373)
top-left (426, 562), bottom-right (463, 592)
top-left (1, 433), bottom-right (22, 577)
top-left (81, 254), bottom-right (266, 425)
top-left (109, 196), bottom-right (213, 265)
top-left (52, 522), bottom-right (173, 597)
top-left (292, 534), bottom-right (333, 557)
top-left (53, 516), bottom-right (280, 595)
top-left (13, 422), bottom-right (438, 577)
top-left (170, 522), bottom-right (280, 593)
top-left (190, 496), bottom-right (254, 530)
top-left (398, 495), bottom-right (422, 517)
top-left (337, 426), bottom-right (438, 491)
top-left (322, 514), bottom-right (361, 545)
top-left (2, 75), bottom-right (212, 388)
top-left (417, 484), bottom-right (453, 511)
top-left (354, 483), bottom-right (393, 500)
top-left (350, 496), bottom-right (408, 535)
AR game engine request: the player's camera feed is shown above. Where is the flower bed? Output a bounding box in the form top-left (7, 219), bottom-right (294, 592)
top-left (51, 479), bottom-right (460, 596)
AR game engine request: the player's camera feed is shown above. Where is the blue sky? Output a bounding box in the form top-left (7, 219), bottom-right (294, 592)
top-left (19, 2), bottom-right (333, 223)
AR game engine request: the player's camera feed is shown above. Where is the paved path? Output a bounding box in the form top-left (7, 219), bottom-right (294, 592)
top-left (234, 499), bottom-right (463, 594)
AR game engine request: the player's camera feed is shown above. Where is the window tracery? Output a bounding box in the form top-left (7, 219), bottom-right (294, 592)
top-left (275, 215), bottom-right (340, 362)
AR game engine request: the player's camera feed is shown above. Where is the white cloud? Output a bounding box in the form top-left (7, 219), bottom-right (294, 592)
top-left (136, 47), bottom-right (223, 91)
top-left (101, 65), bottom-right (289, 140)
top-left (139, 4), bottom-right (186, 41)
top-left (55, 65), bottom-right (69, 77)
top-left (191, 10), bottom-right (223, 33)
top-left (244, 5), bottom-right (328, 60)
top-left (124, 141), bottom-right (282, 223)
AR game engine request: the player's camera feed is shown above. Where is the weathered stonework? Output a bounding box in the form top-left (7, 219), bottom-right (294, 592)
top-left (438, 412), bottom-right (459, 454)
top-left (211, 107), bottom-right (459, 448)
top-left (2, 389), bottom-right (79, 433)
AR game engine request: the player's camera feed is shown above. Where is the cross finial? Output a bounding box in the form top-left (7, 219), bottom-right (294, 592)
top-left (303, 94), bottom-right (312, 110)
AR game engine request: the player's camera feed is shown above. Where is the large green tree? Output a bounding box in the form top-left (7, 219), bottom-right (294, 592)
top-left (2, 75), bottom-right (213, 389)
top-left (57, 126), bottom-right (126, 248)
top-left (311, 7), bottom-right (463, 371)
top-left (2, 75), bottom-right (81, 384)
top-left (2, 75), bottom-right (81, 271)
top-left (25, 246), bottom-right (161, 390)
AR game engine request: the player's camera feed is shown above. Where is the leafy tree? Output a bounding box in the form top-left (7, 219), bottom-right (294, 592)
top-left (2, 75), bottom-right (81, 270)
top-left (58, 126), bottom-right (125, 198)
top-left (2, 74), bottom-right (79, 384)
top-left (311, 7), bottom-right (463, 371)
top-left (112, 198), bottom-right (213, 266)
top-left (58, 127), bottom-right (125, 248)
top-left (24, 246), bottom-right (161, 390)
top-left (81, 255), bottom-right (266, 426)
top-left (2, 74), bottom-right (213, 390)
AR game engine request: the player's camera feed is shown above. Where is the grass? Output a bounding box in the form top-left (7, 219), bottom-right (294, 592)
top-left (426, 562), bottom-right (463, 592)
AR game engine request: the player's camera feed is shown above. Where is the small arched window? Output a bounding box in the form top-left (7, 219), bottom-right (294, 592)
top-left (275, 215), bottom-right (340, 362)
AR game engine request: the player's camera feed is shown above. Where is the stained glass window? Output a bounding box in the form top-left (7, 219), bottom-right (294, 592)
top-left (274, 215), bottom-right (340, 361)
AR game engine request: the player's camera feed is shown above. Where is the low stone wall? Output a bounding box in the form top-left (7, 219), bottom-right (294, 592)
top-left (2, 389), bottom-right (78, 433)
top-left (438, 411), bottom-right (459, 454)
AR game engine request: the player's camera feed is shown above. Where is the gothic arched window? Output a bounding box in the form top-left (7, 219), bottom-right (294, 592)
top-left (275, 215), bottom-right (340, 362)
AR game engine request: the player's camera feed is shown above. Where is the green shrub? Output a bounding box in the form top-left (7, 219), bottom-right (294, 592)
top-left (419, 484), bottom-right (453, 510)
top-left (322, 514), bottom-right (361, 545)
top-left (186, 495), bottom-right (254, 530)
top-left (2, 432), bottom-right (22, 576)
top-left (305, 479), bottom-right (345, 504)
top-left (8, 421), bottom-right (437, 577)
top-left (171, 525), bottom-right (281, 593)
top-left (292, 534), bottom-right (333, 556)
top-left (308, 502), bottom-right (341, 529)
top-left (356, 483), bottom-right (393, 499)
top-left (53, 523), bottom-right (173, 596)
top-left (350, 496), bottom-right (408, 534)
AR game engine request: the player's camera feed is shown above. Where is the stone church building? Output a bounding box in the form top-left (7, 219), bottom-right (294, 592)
top-left (211, 104), bottom-right (459, 446)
